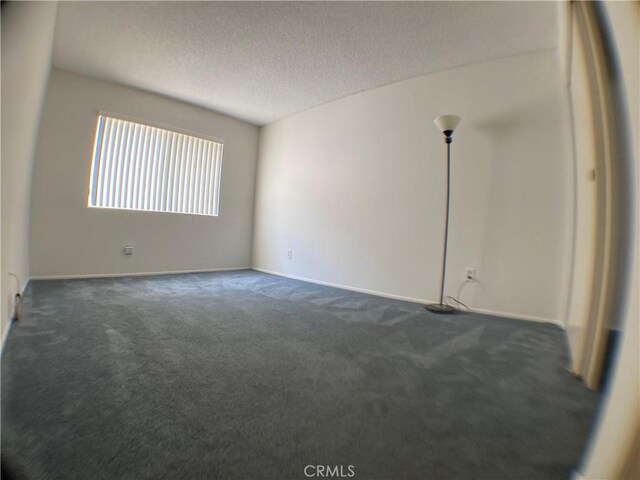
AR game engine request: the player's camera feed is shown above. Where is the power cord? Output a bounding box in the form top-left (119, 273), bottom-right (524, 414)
top-left (444, 279), bottom-right (473, 312)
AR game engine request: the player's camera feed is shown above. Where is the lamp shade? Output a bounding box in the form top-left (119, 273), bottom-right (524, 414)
top-left (434, 115), bottom-right (461, 133)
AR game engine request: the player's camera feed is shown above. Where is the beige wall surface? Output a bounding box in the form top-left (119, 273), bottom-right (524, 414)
top-left (254, 50), bottom-right (573, 323)
top-left (1, 2), bottom-right (58, 339)
top-left (30, 70), bottom-right (259, 277)
top-left (565, 3), bottom-right (601, 375)
top-left (579, 2), bottom-right (639, 479)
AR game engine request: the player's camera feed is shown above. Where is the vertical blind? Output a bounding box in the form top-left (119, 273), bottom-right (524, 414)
top-left (88, 114), bottom-right (224, 216)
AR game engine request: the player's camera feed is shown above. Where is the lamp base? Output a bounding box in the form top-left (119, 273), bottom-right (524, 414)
top-left (425, 303), bottom-right (456, 314)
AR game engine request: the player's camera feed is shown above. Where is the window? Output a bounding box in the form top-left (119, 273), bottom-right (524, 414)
top-left (88, 114), bottom-right (223, 216)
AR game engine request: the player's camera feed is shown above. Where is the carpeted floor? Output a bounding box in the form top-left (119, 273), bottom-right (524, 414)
top-left (2, 270), bottom-right (600, 480)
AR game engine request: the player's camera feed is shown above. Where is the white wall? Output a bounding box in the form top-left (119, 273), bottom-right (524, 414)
top-left (1, 2), bottom-right (58, 339)
top-left (30, 70), bottom-right (259, 277)
top-left (254, 50), bottom-right (573, 323)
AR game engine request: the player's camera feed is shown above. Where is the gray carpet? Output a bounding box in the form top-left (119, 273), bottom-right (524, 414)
top-left (2, 270), bottom-right (599, 480)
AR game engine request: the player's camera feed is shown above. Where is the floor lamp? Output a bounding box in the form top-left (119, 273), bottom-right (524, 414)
top-left (426, 115), bottom-right (461, 314)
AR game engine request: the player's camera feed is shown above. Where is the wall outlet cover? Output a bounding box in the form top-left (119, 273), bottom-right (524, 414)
top-left (465, 268), bottom-right (477, 281)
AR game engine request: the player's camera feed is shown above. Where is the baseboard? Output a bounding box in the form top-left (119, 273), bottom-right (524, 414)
top-left (23, 266), bottom-right (560, 326)
top-left (30, 267), bottom-right (250, 281)
top-left (252, 267), bottom-right (560, 326)
top-left (470, 306), bottom-right (562, 327)
top-left (252, 267), bottom-right (433, 305)
top-left (1, 277), bottom-right (30, 354)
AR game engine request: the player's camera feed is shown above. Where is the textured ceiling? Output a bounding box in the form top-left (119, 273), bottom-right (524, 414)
top-left (53, 1), bottom-right (559, 126)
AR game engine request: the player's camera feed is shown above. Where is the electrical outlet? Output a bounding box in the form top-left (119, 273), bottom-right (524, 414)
top-left (465, 268), bottom-right (477, 281)
top-left (287, 250), bottom-right (293, 260)
top-left (123, 244), bottom-right (134, 255)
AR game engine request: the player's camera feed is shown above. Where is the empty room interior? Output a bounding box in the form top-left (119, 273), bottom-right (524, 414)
top-left (2, 1), bottom-right (638, 479)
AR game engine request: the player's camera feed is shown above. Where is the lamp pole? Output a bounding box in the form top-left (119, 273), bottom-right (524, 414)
top-left (439, 132), bottom-right (452, 306)
top-left (426, 115), bottom-right (460, 314)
